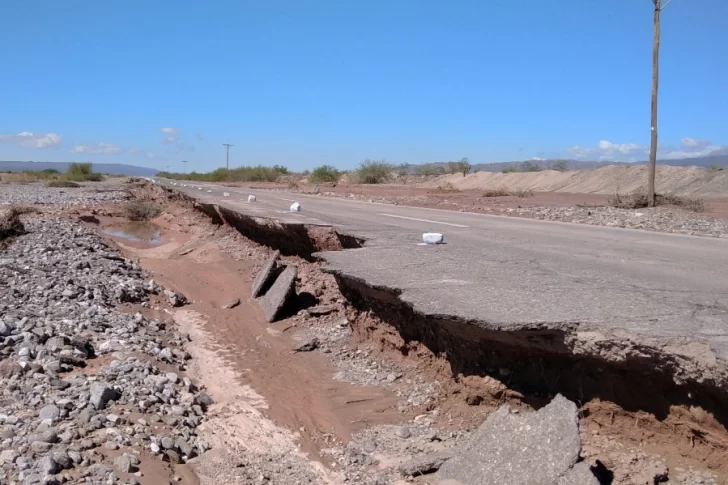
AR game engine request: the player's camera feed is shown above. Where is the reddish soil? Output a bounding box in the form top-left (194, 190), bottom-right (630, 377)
top-left (95, 204), bottom-right (401, 460)
top-left (223, 181), bottom-right (728, 219)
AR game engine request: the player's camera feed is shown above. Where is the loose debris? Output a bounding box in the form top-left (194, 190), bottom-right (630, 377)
top-left (437, 395), bottom-right (598, 485)
top-left (0, 219), bottom-right (209, 484)
top-left (251, 250), bottom-right (280, 298)
top-left (257, 265), bottom-right (298, 322)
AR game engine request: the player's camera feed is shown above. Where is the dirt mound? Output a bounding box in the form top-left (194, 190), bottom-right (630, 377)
top-left (419, 165), bottom-right (728, 197)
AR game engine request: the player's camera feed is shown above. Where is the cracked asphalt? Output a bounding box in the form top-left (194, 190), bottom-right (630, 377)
top-left (157, 179), bottom-right (728, 363)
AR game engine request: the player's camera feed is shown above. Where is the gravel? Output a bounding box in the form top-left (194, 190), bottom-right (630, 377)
top-left (0, 217), bottom-right (205, 484)
top-left (507, 206), bottom-right (728, 238)
top-left (0, 183), bottom-right (129, 207)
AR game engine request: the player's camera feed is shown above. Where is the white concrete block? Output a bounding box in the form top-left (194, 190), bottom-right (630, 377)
top-left (206, 190), bottom-right (212, 193)
top-left (223, 192), bottom-right (230, 197)
top-left (290, 202), bottom-right (302, 212)
top-left (198, 187), bottom-right (203, 191)
top-left (422, 232), bottom-right (444, 244)
top-left (248, 195), bottom-right (257, 202)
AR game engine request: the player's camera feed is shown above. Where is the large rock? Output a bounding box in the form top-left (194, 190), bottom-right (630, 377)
top-left (257, 265), bottom-right (297, 322)
top-left (251, 250), bottom-right (280, 298)
top-left (89, 383), bottom-right (118, 410)
top-left (436, 395), bottom-right (598, 485)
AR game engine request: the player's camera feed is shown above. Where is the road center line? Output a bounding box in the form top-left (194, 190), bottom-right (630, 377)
top-left (378, 213), bottom-right (469, 228)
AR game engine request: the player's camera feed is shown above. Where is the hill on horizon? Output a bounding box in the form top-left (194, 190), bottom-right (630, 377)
top-left (0, 160), bottom-right (159, 177)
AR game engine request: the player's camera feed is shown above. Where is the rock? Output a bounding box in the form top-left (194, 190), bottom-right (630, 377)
top-left (293, 337), bottom-right (319, 352)
top-left (0, 449), bottom-right (19, 464)
top-left (290, 202), bottom-right (302, 212)
top-left (257, 265), bottom-right (297, 322)
top-left (395, 427), bottom-right (411, 439)
top-left (31, 441), bottom-right (53, 453)
top-left (398, 451), bottom-right (453, 476)
top-left (89, 383), bottom-right (118, 410)
top-left (166, 372), bottom-right (179, 383)
top-left (161, 436), bottom-right (175, 449)
top-left (306, 305), bottom-right (335, 316)
top-left (158, 347), bottom-right (174, 362)
top-left (221, 298), bottom-right (241, 309)
top-left (165, 449), bottom-right (181, 464)
top-left (251, 250), bottom-right (280, 298)
top-left (164, 289), bottom-right (187, 307)
top-left (38, 404), bottom-right (61, 422)
top-left (437, 394), bottom-right (597, 485)
top-left (114, 454), bottom-right (138, 473)
top-left (38, 456), bottom-right (60, 475)
top-left (175, 437), bottom-right (194, 458)
top-left (194, 392), bottom-right (214, 409)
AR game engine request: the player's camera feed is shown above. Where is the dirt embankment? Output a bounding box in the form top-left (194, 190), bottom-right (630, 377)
top-left (419, 165), bottom-right (728, 197)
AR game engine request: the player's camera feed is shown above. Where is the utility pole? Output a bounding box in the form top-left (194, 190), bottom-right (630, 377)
top-left (647, 0), bottom-right (672, 207)
top-left (222, 142), bottom-right (234, 171)
top-left (181, 160), bottom-right (188, 173)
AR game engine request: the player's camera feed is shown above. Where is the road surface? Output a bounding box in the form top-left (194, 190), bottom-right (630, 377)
top-left (158, 179), bottom-right (728, 364)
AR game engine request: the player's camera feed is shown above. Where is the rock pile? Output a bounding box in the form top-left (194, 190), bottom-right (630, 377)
top-left (0, 219), bottom-right (207, 485)
top-left (0, 184), bottom-right (129, 208)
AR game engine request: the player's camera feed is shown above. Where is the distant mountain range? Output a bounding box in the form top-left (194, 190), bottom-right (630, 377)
top-left (0, 161), bottom-right (158, 176)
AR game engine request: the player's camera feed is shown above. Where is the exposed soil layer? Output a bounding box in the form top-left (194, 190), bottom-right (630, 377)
top-left (330, 274), bottom-right (728, 474)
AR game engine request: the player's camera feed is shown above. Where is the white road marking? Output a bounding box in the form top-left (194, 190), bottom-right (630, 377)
top-left (378, 213), bottom-right (469, 228)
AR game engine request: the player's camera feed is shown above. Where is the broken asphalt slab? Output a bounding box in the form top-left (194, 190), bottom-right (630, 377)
top-left (436, 395), bottom-right (598, 485)
top-left (251, 249), bottom-right (280, 298)
top-left (257, 265), bottom-right (298, 322)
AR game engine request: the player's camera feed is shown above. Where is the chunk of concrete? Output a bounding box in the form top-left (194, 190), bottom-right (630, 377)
top-left (436, 394), bottom-right (595, 485)
top-left (257, 265), bottom-right (297, 322)
top-left (290, 202), bottom-right (301, 212)
top-left (423, 233), bottom-right (444, 244)
top-left (248, 195), bottom-right (257, 202)
top-left (251, 250), bottom-right (280, 298)
top-left (223, 192), bottom-right (230, 197)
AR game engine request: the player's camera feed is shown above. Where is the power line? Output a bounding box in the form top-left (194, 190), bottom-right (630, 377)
top-left (222, 142), bottom-right (234, 171)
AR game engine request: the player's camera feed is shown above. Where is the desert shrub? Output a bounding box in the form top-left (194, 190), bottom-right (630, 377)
top-left (609, 191), bottom-right (705, 212)
top-left (46, 180), bottom-right (80, 188)
top-left (513, 188), bottom-right (534, 197)
top-left (124, 201), bottom-right (162, 221)
top-left (65, 163), bottom-right (103, 181)
top-left (355, 160), bottom-right (393, 184)
top-left (483, 187), bottom-right (511, 197)
top-left (436, 182), bottom-right (460, 193)
top-left (309, 165), bottom-right (341, 183)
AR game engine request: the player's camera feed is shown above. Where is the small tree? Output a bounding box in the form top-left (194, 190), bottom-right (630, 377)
top-left (458, 157), bottom-right (471, 176)
top-left (355, 159), bottom-right (393, 184)
top-left (418, 164), bottom-right (439, 176)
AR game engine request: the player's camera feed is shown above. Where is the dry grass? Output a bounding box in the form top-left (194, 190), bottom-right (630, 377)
top-left (435, 182), bottom-right (460, 193)
top-left (46, 180), bottom-right (81, 188)
top-left (0, 206), bottom-right (31, 245)
top-left (124, 201), bottom-right (162, 221)
top-left (483, 187), bottom-right (534, 197)
top-left (609, 191), bottom-right (706, 212)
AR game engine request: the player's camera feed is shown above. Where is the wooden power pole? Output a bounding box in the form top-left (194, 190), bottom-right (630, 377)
top-left (647, 0), bottom-right (672, 206)
top-left (222, 142), bottom-right (234, 171)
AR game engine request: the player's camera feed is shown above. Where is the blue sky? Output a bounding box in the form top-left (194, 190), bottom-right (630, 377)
top-left (1, 0), bottom-right (726, 172)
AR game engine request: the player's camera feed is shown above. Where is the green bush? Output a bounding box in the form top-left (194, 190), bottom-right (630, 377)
top-left (155, 165), bottom-right (286, 183)
top-left (355, 160), bottom-right (393, 184)
top-left (65, 162), bottom-right (103, 181)
top-left (309, 165), bottom-right (340, 183)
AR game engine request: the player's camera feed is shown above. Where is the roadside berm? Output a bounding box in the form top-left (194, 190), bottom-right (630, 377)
top-left (4, 179), bottom-right (722, 484)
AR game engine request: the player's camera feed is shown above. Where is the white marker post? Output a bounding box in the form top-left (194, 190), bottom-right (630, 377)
top-left (290, 202), bottom-right (302, 212)
top-left (248, 195), bottom-right (257, 202)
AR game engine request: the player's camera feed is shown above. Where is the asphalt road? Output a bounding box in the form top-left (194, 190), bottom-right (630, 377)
top-left (159, 179), bottom-right (728, 362)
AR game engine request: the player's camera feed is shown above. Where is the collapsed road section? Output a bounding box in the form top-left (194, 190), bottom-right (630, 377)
top-left (151, 181), bottom-right (728, 482)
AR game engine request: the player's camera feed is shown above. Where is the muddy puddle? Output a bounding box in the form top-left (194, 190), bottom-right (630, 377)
top-left (103, 221), bottom-right (162, 245)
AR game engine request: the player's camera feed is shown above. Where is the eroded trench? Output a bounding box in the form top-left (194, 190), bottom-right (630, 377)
top-left (155, 184), bottom-right (728, 476)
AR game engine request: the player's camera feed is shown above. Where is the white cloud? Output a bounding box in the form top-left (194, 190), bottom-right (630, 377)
top-left (162, 136), bottom-right (177, 144)
top-left (565, 137), bottom-right (725, 161)
top-left (0, 131), bottom-right (62, 149)
top-left (160, 127), bottom-right (179, 135)
top-left (71, 142), bottom-right (122, 155)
